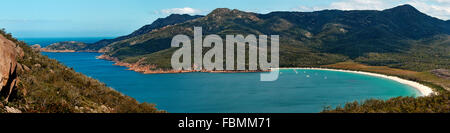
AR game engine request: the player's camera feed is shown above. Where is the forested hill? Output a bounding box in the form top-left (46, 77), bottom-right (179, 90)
top-left (45, 4), bottom-right (450, 71)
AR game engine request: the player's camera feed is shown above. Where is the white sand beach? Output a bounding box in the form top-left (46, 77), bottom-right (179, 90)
top-left (275, 68), bottom-right (435, 96)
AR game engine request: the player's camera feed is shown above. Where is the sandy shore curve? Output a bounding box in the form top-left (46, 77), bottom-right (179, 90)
top-left (275, 68), bottom-right (435, 96)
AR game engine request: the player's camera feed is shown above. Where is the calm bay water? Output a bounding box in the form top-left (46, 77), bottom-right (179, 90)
top-left (22, 38), bottom-right (420, 113)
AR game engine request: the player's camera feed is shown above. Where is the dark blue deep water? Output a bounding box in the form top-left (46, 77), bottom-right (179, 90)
top-left (22, 38), bottom-right (420, 113)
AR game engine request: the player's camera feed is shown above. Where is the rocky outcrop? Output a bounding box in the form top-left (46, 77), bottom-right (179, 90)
top-left (0, 34), bottom-right (23, 101)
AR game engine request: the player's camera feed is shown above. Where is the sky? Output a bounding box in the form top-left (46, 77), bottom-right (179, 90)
top-left (1, 0), bottom-right (449, 38)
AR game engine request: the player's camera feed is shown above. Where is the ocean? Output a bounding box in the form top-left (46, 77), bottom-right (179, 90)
top-left (21, 38), bottom-right (420, 113)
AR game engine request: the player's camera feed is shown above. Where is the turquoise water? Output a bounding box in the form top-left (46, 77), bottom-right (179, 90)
top-left (40, 52), bottom-right (419, 113)
top-left (21, 38), bottom-right (420, 113)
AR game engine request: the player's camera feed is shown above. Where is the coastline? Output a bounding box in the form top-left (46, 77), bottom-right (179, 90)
top-left (275, 68), bottom-right (435, 97)
top-left (46, 52), bottom-right (435, 97)
top-left (96, 54), bottom-right (269, 74)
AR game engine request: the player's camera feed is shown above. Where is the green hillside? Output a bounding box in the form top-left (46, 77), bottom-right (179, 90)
top-left (50, 5), bottom-right (449, 72)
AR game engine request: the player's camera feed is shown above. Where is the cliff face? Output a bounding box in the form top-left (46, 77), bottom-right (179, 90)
top-left (0, 34), bottom-right (23, 101)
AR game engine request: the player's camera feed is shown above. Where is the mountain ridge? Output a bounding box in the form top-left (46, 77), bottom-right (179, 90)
top-left (44, 5), bottom-right (450, 72)
top-left (81, 14), bottom-right (203, 51)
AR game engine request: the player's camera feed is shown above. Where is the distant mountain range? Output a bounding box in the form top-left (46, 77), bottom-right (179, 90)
top-left (84, 14), bottom-right (203, 51)
top-left (45, 4), bottom-right (450, 71)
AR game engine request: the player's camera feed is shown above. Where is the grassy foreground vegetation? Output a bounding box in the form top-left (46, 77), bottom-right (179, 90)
top-left (1, 29), bottom-right (165, 113)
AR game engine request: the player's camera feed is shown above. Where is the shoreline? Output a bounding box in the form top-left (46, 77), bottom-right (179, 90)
top-left (275, 68), bottom-right (435, 97)
top-left (96, 54), bottom-right (269, 74)
top-left (50, 52), bottom-right (435, 97)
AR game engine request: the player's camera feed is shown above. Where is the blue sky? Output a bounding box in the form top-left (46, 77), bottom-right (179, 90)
top-left (1, 0), bottom-right (449, 38)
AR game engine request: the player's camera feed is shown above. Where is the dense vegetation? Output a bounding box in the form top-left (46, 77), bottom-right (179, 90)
top-left (47, 5), bottom-right (449, 72)
top-left (1, 29), bottom-right (164, 113)
top-left (322, 91), bottom-right (449, 113)
top-left (355, 35), bottom-right (450, 71)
